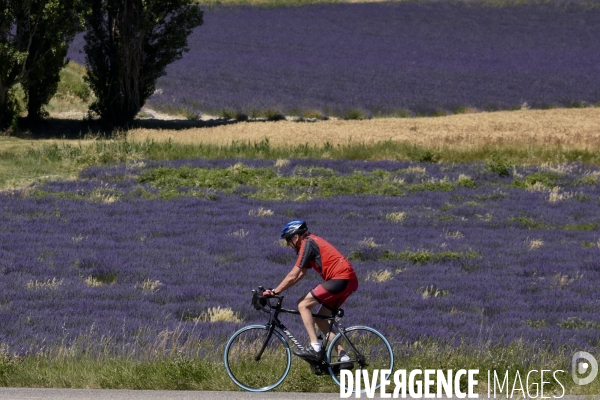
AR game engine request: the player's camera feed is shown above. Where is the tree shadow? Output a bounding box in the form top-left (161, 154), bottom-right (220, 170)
top-left (13, 116), bottom-right (240, 140)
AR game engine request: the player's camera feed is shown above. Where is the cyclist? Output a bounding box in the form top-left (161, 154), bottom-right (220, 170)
top-left (263, 220), bottom-right (358, 362)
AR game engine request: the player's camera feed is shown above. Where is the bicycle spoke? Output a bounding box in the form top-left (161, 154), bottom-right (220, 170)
top-left (224, 325), bottom-right (291, 392)
top-left (327, 326), bottom-right (394, 392)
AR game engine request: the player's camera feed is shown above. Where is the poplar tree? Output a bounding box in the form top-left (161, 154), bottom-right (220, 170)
top-left (0, 0), bottom-right (82, 129)
top-left (83, 0), bottom-right (203, 128)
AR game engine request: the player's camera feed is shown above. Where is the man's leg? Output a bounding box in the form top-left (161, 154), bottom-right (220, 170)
top-left (314, 306), bottom-right (334, 341)
top-left (314, 305), bottom-right (349, 360)
top-left (299, 296), bottom-right (341, 351)
top-left (297, 293), bottom-right (321, 345)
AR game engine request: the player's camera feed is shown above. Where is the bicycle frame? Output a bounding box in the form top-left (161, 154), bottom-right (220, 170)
top-left (255, 294), bottom-right (365, 368)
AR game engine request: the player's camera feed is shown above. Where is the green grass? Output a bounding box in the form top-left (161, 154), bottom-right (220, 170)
top-left (349, 247), bottom-right (480, 265)
top-left (3, 136), bottom-right (600, 192)
top-left (0, 354), bottom-right (337, 391)
top-left (134, 163), bottom-right (477, 200)
top-left (0, 338), bottom-right (597, 395)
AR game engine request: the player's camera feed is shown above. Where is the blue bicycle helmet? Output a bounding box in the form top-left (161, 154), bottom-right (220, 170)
top-left (280, 220), bottom-right (308, 240)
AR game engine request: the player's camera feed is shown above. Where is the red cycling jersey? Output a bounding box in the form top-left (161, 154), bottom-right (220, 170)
top-left (294, 234), bottom-right (357, 281)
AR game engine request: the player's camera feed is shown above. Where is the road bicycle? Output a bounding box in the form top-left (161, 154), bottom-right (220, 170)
top-left (224, 287), bottom-right (394, 392)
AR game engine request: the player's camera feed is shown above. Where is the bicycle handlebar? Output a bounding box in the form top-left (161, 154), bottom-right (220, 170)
top-left (250, 286), bottom-right (345, 318)
top-left (251, 286), bottom-right (283, 313)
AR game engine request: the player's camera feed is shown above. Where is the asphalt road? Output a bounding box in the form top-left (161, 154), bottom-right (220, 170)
top-left (0, 389), bottom-right (597, 400)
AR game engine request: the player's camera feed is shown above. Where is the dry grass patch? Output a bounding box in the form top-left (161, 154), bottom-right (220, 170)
top-left (420, 285), bottom-right (450, 299)
top-left (135, 278), bottom-right (163, 293)
top-left (229, 229), bottom-right (249, 238)
top-left (358, 237), bottom-right (379, 248)
top-left (27, 278), bottom-right (63, 290)
top-left (365, 269), bottom-right (393, 283)
top-left (126, 108), bottom-right (600, 150)
top-left (274, 158), bottom-right (290, 168)
top-left (445, 230), bottom-right (464, 239)
top-left (248, 207), bottom-right (274, 217)
top-left (527, 238), bottom-right (544, 250)
top-left (84, 276), bottom-right (104, 287)
top-left (386, 211), bottom-right (406, 222)
top-left (548, 187), bottom-right (575, 203)
top-left (551, 272), bottom-right (583, 289)
top-left (197, 307), bottom-right (242, 323)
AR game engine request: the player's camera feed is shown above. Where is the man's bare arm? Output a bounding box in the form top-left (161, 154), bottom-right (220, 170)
top-left (273, 267), bottom-right (308, 294)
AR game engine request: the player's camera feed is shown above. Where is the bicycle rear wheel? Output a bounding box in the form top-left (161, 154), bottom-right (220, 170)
top-left (327, 326), bottom-right (394, 392)
top-left (224, 325), bottom-right (291, 392)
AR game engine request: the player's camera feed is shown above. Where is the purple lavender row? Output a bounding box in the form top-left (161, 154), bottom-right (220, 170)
top-left (0, 160), bottom-right (599, 354)
top-left (68, 1), bottom-right (600, 116)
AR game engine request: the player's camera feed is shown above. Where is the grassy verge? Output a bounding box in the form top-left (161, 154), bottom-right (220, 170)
top-left (0, 340), bottom-right (597, 395)
top-left (3, 135), bottom-right (600, 191)
top-left (44, 61), bottom-right (94, 116)
top-left (0, 137), bottom-right (79, 191)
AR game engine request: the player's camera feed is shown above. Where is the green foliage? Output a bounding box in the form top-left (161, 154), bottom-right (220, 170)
top-left (486, 156), bottom-right (513, 177)
top-left (0, 2), bottom-right (27, 129)
top-left (343, 108), bottom-right (369, 120)
top-left (7, 135), bottom-right (600, 192)
top-left (219, 109), bottom-right (248, 121)
top-left (133, 162), bottom-right (481, 200)
top-left (349, 247), bottom-right (478, 265)
top-left (408, 146), bottom-right (439, 163)
top-left (389, 109), bottom-right (413, 118)
top-left (56, 62), bottom-right (92, 102)
top-left (430, 109), bottom-right (449, 117)
top-left (524, 319), bottom-right (548, 328)
top-left (576, 174), bottom-right (599, 185)
top-left (409, 178), bottom-right (454, 192)
top-left (512, 171), bottom-right (561, 189)
top-left (0, 0), bottom-right (82, 128)
top-left (83, 0), bottom-right (204, 128)
top-left (301, 109), bottom-right (325, 120)
top-left (261, 108), bottom-right (286, 121)
top-left (23, 0), bottom-right (83, 120)
top-left (0, 87), bottom-right (23, 131)
top-left (137, 164), bottom-right (409, 199)
top-left (509, 216), bottom-right (546, 229)
top-left (558, 316), bottom-right (600, 330)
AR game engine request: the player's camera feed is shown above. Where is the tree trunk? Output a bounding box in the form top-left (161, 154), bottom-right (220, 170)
top-left (0, 85), bottom-right (10, 129)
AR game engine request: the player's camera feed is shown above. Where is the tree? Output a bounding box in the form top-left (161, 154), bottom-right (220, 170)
top-left (23, 0), bottom-right (83, 120)
top-left (83, 0), bottom-right (203, 128)
top-left (0, 0), bottom-right (82, 129)
top-left (0, 0), bottom-right (28, 129)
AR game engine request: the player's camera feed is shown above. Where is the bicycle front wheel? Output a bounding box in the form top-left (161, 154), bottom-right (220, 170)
top-left (327, 326), bottom-right (394, 392)
top-left (224, 325), bottom-right (291, 392)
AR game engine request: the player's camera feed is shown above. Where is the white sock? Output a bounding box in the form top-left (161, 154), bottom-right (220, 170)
top-left (340, 351), bottom-right (350, 362)
top-left (311, 343), bottom-right (321, 352)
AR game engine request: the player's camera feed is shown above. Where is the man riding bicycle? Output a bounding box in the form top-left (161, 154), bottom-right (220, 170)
top-left (262, 220), bottom-right (358, 362)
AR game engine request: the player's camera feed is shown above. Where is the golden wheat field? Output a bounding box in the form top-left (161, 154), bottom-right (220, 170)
top-left (128, 108), bottom-right (600, 151)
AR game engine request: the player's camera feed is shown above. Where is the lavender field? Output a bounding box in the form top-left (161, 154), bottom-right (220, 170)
top-left (69, 1), bottom-right (600, 117)
top-left (1, 158), bottom-right (599, 360)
